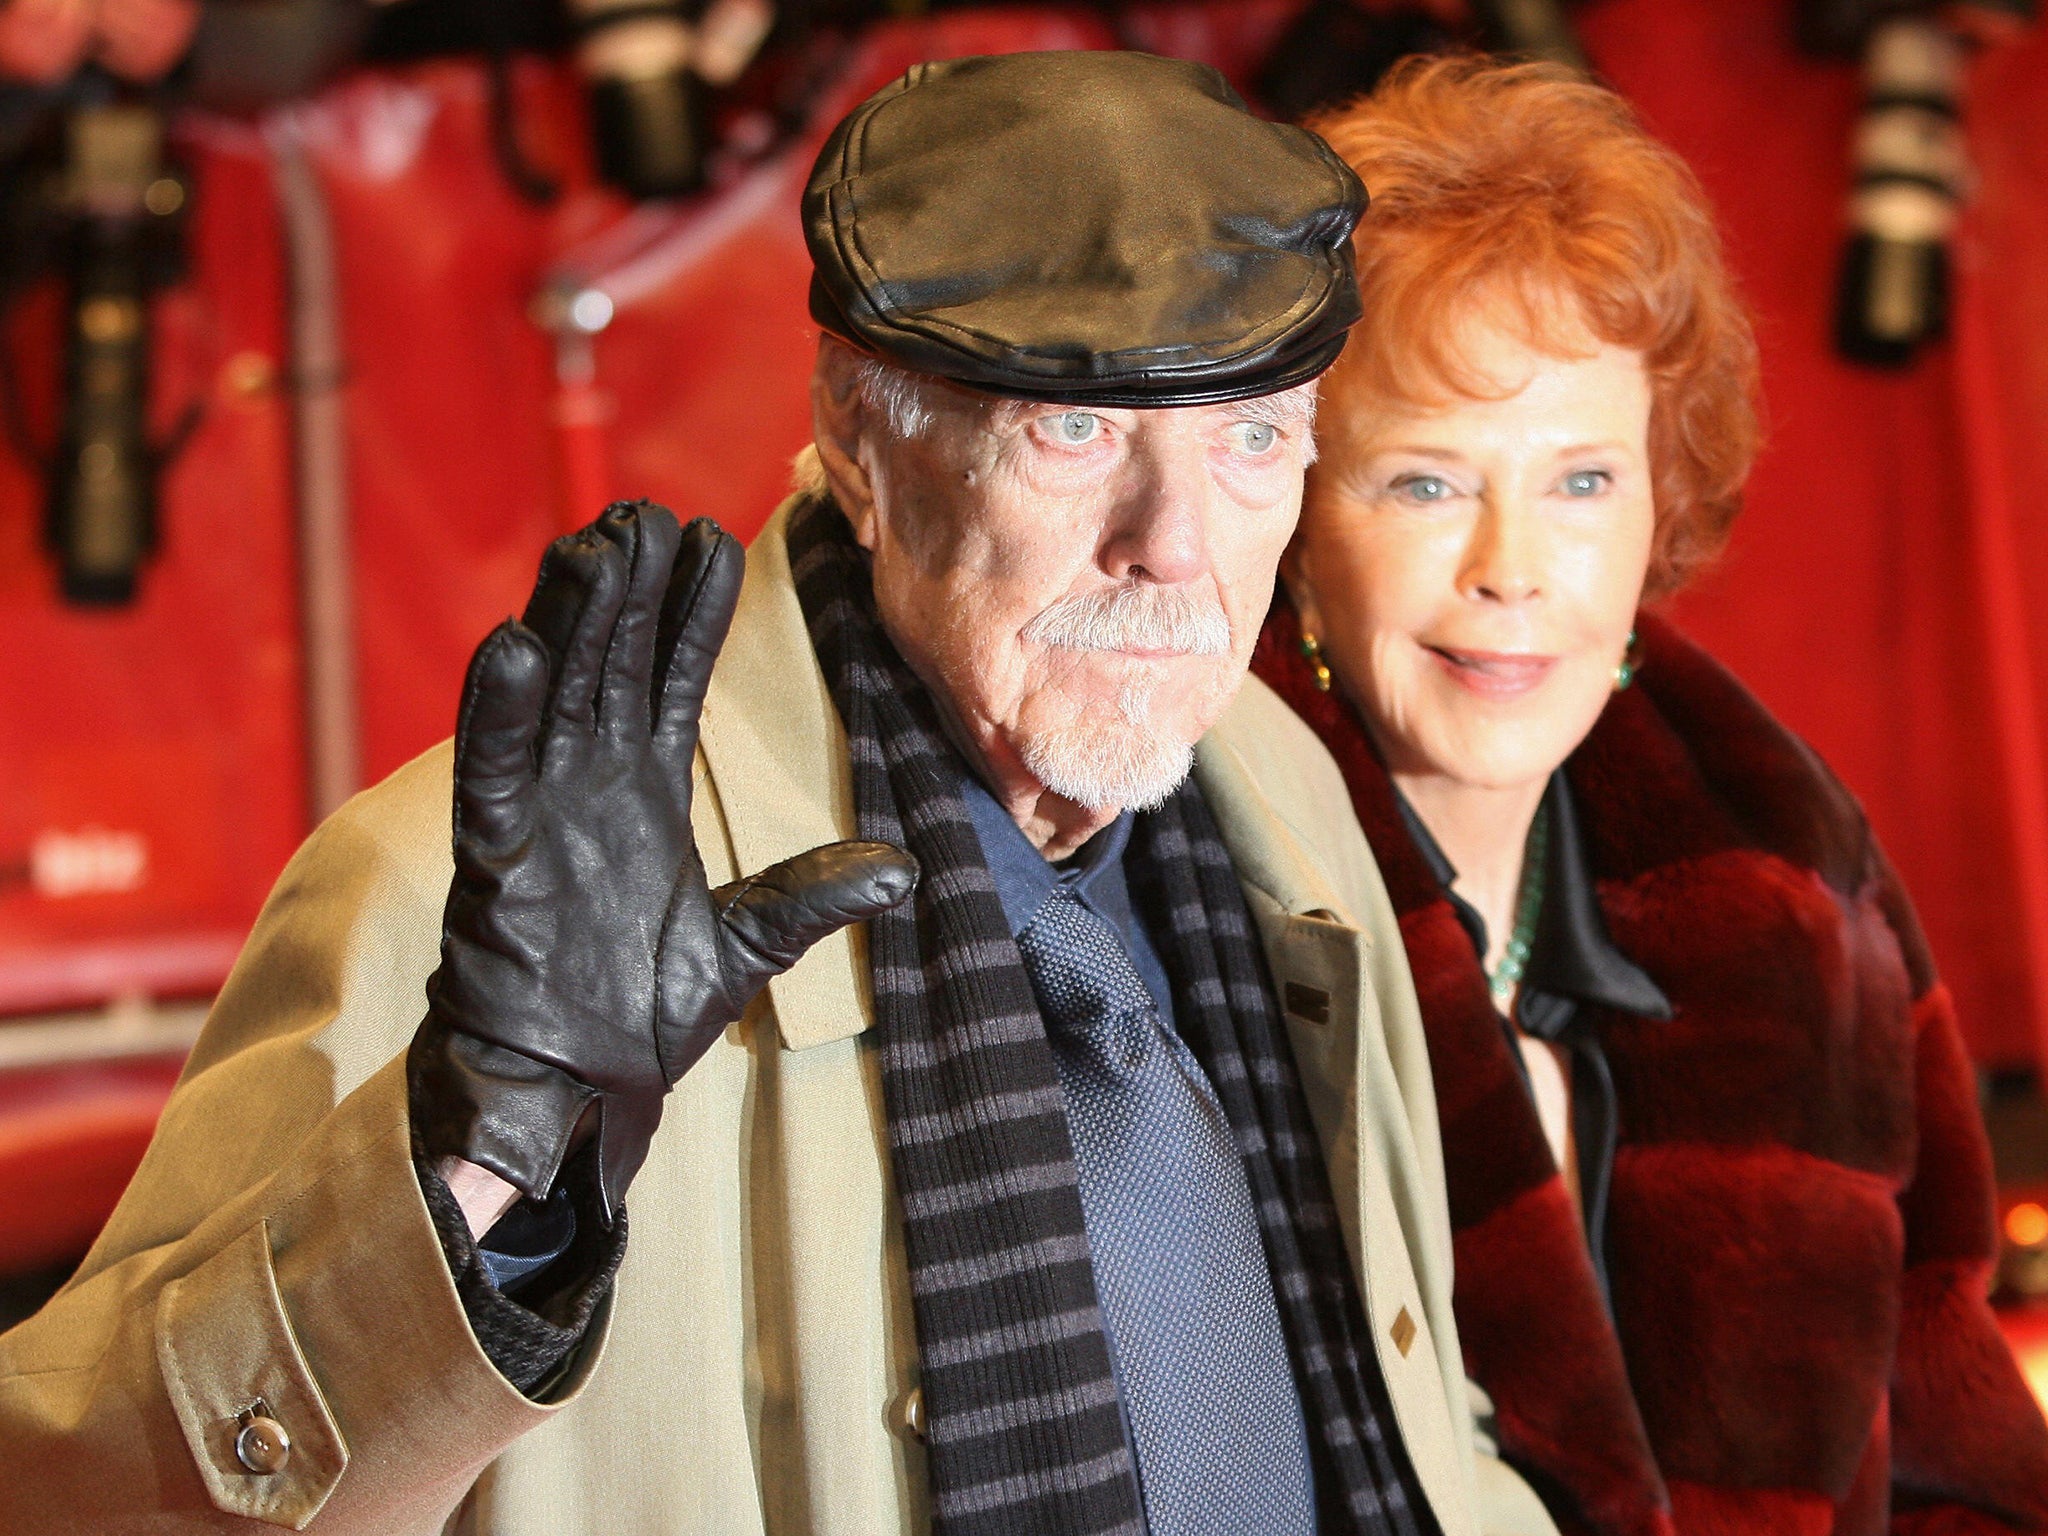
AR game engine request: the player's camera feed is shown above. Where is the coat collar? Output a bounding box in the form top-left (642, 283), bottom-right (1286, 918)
top-left (700, 497), bottom-right (1362, 1050)
top-left (699, 498), bottom-right (868, 1051)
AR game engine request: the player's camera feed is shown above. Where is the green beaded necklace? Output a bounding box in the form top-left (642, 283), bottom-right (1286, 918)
top-left (1487, 801), bottom-right (1551, 1004)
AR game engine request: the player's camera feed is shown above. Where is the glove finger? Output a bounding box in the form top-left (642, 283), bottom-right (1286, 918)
top-left (522, 521), bottom-right (629, 737)
top-left (451, 620), bottom-right (549, 853)
top-left (651, 519), bottom-right (744, 770)
top-left (520, 526), bottom-right (600, 668)
top-left (712, 841), bottom-right (919, 993)
top-left (587, 501), bottom-right (681, 741)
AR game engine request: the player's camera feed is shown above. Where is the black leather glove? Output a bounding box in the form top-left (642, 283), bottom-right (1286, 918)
top-left (409, 502), bottom-right (916, 1217)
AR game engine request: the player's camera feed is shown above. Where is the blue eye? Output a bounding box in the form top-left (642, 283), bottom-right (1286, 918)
top-left (1561, 470), bottom-right (1611, 497)
top-left (1052, 411), bottom-right (1100, 445)
top-left (1237, 422), bottom-right (1277, 454)
top-left (1394, 474), bottom-right (1454, 503)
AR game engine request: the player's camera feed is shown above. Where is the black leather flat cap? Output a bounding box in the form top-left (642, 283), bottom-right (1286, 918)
top-left (803, 50), bottom-right (1366, 407)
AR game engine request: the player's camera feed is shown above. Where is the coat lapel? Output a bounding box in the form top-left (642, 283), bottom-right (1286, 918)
top-left (1197, 698), bottom-right (1476, 1536)
top-left (699, 499), bottom-right (873, 1051)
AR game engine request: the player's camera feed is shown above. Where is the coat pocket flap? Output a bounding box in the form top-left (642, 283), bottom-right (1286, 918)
top-left (155, 1220), bottom-right (349, 1530)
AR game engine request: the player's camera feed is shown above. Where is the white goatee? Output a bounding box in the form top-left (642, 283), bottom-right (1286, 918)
top-left (1016, 582), bottom-right (1230, 812)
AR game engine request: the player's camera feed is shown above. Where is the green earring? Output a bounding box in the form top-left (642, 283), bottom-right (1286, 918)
top-left (1614, 629), bottom-right (1639, 692)
top-left (1300, 631), bottom-right (1333, 693)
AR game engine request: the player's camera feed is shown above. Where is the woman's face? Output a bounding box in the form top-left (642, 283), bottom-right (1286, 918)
top-left (1291, 315), bottom-right (1656, 795)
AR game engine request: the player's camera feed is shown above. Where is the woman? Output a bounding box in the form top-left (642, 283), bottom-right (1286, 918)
top-left (1255, 56), bottom-right (2048, 1536)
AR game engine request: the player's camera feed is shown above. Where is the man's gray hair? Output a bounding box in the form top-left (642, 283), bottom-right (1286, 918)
top-left (855, 356), bottom-right (937, 438)
top-left (789, 355), bottom-right (937, 497)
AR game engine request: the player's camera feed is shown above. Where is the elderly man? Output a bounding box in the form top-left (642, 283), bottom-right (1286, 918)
top-left (0, 51), bottom-right (1555, 1536)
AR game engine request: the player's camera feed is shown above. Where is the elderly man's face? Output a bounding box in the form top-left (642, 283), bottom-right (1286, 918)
top-left (821, 352), bottom-right (1314, 825)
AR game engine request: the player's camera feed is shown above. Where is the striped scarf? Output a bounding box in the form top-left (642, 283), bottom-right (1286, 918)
top-left (786, 496), bottom-right (1429, 1536)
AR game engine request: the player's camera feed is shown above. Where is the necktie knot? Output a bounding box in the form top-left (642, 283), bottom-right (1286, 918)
top-left (1017, 888), bottom-right (1159, 1052)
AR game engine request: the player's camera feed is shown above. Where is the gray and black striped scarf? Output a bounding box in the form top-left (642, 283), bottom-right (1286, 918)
top-left (787, 496), bottom-right (1431, 1536)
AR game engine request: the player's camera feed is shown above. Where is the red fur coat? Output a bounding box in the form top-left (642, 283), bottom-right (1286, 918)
top-left (1252, 606), bottom-right (2048, 1536)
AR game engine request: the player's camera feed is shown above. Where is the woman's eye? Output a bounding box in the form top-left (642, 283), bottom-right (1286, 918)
top-left (1051, 411), bottom-right (1100, 445)
top-left (1391, 474), bottom-right (1455, 503)
top-left (1560, 469), bottom-right (1612, 497)
top-left (1234, 422), bottom-right (1278, 454)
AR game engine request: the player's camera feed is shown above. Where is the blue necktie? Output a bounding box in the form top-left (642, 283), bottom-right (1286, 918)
top-left (1017, 886), bottom-right (1316, 1536)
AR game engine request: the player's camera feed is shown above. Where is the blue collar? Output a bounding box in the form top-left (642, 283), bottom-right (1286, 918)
top-left (957, 774), bottom-right (1178, 1027)
top-left (957, 774), bottom-right (1137, 940)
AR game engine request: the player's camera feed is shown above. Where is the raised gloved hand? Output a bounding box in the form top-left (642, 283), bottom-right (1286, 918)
top-left (409, 502), bottom-right (916, 1218)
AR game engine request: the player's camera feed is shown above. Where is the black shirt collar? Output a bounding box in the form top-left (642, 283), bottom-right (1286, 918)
top-left (1397, 771), bottom-right (1672, 1034)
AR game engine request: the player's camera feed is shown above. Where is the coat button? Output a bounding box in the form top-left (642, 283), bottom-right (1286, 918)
top-left (1389, 1306), bottom-right (1417, 1359)
top-left (901, 1387), bottom-right (927, 1442)
top-left (234, 1409), bottom-right (292, 1475)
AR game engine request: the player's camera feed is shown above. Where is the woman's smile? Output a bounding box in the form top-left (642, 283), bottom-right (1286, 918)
top-left (1424, 645), bottom-right (1560, 700)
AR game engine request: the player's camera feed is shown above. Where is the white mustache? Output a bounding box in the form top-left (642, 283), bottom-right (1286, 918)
top-left (1021, 584), bottom-right (1232, 657)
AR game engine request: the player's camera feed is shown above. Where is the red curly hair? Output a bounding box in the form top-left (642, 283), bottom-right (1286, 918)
top-left (1309, 55), bottom-right (1761, 597)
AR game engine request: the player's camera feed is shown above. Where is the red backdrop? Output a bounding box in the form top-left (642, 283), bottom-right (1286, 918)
top-left (3, 0), bottom-right (2047, 1075)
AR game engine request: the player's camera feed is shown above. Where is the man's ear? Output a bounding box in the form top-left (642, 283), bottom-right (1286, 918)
top-left (810, 336), bottom-right (883, 550)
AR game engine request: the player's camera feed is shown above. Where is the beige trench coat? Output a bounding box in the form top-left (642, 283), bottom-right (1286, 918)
top-left (0, 503), bottom-right (1556, 1536)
